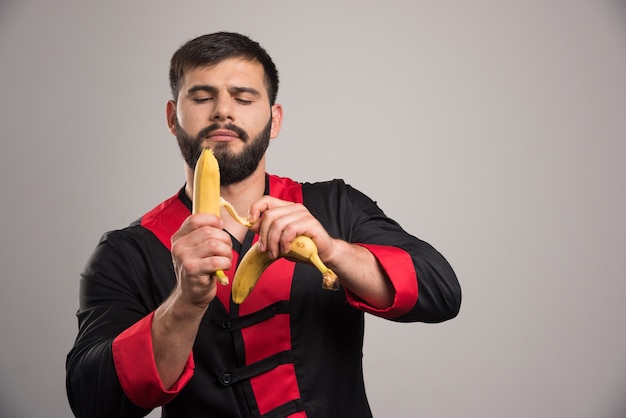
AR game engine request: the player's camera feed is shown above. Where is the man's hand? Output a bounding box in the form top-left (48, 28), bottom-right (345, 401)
top-left (170, 213), bottom-right (233, 308)
top-left (248, 196), bottom-right (336, 262)
top-left (248, 195), bottom-right (395, 309)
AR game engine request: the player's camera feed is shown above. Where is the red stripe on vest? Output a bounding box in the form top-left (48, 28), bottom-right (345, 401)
top-left (140, 193), bottom-right (190, 251)
top-left (239, 175), bottom-right (305, 415)
top-left (252, 363), bottom-right (301, 415)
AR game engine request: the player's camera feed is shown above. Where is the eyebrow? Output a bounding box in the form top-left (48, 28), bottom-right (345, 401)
top-left (187, 85), bottom-right (262, 97)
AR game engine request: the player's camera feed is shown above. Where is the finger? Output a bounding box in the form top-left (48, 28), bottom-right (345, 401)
top-left (173, 213), bottom-right (222, 242)
top-left (254, 203), bottom-right (293, 254)
top-left (265, 213), bottom-right (305, 257)
top-left (172, 227), bottom-right (232, 277)
top-left (175, 241), bottom-right (232, 276)
top-left (258, 204), bottom-right (312, 257)
top-left (248, 196), bottom-right (290, 225)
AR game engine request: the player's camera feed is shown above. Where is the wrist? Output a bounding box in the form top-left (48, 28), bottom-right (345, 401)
top-left (322, 238), bottom-right (350, 270)
top-left (156, 289), bottom-right (208, 330)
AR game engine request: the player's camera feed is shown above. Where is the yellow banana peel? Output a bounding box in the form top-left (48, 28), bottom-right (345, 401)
top-left (192, 148), bottom-right (229, 285)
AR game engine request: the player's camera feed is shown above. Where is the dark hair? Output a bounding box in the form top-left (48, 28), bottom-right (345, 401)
top-left (169, 32), bottom-right (279, 105)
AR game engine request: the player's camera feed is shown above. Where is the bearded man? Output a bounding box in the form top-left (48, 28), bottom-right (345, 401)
top-left (66, 32), bottom-right (461, 418)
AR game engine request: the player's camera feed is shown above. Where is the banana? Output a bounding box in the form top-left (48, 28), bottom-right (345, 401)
top-left (231, 235), bottom-right (338, 304)
top-left (192, 148), bottom-right (229, 285)
top-left (193, 147), bottom-right (338, 301)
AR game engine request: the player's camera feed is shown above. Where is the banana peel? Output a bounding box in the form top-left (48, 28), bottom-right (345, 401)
top-left (193, 148), bottom-right (229, 285)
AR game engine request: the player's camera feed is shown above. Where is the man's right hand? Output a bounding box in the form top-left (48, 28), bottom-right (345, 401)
top-left (170, 213), bottom-right (233, 309)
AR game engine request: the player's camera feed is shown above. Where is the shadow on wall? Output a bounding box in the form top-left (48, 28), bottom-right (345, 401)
top-left (614, 386), bottom-right (626, 418)
top-left (0, 0), bottom-right (17, 39)
top-left (0, 391), bottom-right (22, 418)
top-left (0, 0), bottom-right (16, 20)
top-left (615, 0), bottom-right (626, 24)
top-left (612, 404), bottom-right (626, 418)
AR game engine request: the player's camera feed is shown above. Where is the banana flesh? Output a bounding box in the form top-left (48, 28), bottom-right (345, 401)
top-left (231, 235), bottom-right (338, 304)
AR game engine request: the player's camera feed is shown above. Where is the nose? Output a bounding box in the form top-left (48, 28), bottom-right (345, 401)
top-left (211, 95), bottom-right (234, 122)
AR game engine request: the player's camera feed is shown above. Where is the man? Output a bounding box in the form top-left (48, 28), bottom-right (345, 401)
top-left (66, 32), bottom-right (461, 418)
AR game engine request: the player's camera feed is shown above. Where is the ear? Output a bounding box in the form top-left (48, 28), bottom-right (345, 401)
top-left (166, 100), bottom-right (177, 135)
top-left (269, 103), bottom-right (283, 139)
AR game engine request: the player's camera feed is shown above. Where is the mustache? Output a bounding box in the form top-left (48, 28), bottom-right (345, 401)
top-left (197, 123), bottom-right (249, 143)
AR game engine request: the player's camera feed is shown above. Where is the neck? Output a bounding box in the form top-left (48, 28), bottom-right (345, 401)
top-left (220, 166), bottom-right (266, 215)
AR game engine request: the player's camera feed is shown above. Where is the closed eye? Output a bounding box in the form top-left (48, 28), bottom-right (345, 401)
top-left (193, 97), bottom-right (213, 103)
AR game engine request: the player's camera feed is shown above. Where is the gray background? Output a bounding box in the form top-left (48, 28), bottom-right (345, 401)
top-left (1, 1), bottom-right (625, 417)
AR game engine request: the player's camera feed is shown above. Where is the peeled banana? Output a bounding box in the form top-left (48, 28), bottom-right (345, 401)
top-left (192, 148), bottom-right (229, 285)
top-left (231, 235), bottom-right (338, 304)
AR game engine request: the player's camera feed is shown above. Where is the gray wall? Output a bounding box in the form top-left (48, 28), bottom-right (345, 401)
top-left (1, 1), bottom-right (625, 417)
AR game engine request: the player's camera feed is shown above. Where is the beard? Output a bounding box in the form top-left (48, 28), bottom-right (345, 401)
top-left (176, 118), bottom-right (271, 186)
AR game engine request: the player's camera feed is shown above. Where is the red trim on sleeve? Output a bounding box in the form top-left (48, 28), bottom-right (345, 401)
top-left (345, 244), bottom-right (418, 319)
top-left (112, 312), bottom-right (194, 409)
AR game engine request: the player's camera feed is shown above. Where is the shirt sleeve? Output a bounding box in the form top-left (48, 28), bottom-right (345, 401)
top-left (344, 244), bottom-right (418, 319)
top-left (303, 179), bottom-right (461, 323)
top-left (66, 227), bottom-right (192, 417)
top-left (112, 312), bottom-right (195, 409)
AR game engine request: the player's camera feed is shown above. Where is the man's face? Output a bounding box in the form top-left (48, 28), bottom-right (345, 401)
top-left (169, 58), bottom-right (280, 185)
top-left (175, 117), bottom-right (271, 185)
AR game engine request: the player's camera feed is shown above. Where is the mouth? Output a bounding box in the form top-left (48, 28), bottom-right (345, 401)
top-left (207, 129), bottom-right (239, 142)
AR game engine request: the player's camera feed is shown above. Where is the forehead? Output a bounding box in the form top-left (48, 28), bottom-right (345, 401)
top-left (181, 58), bottom-right (267, 91)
